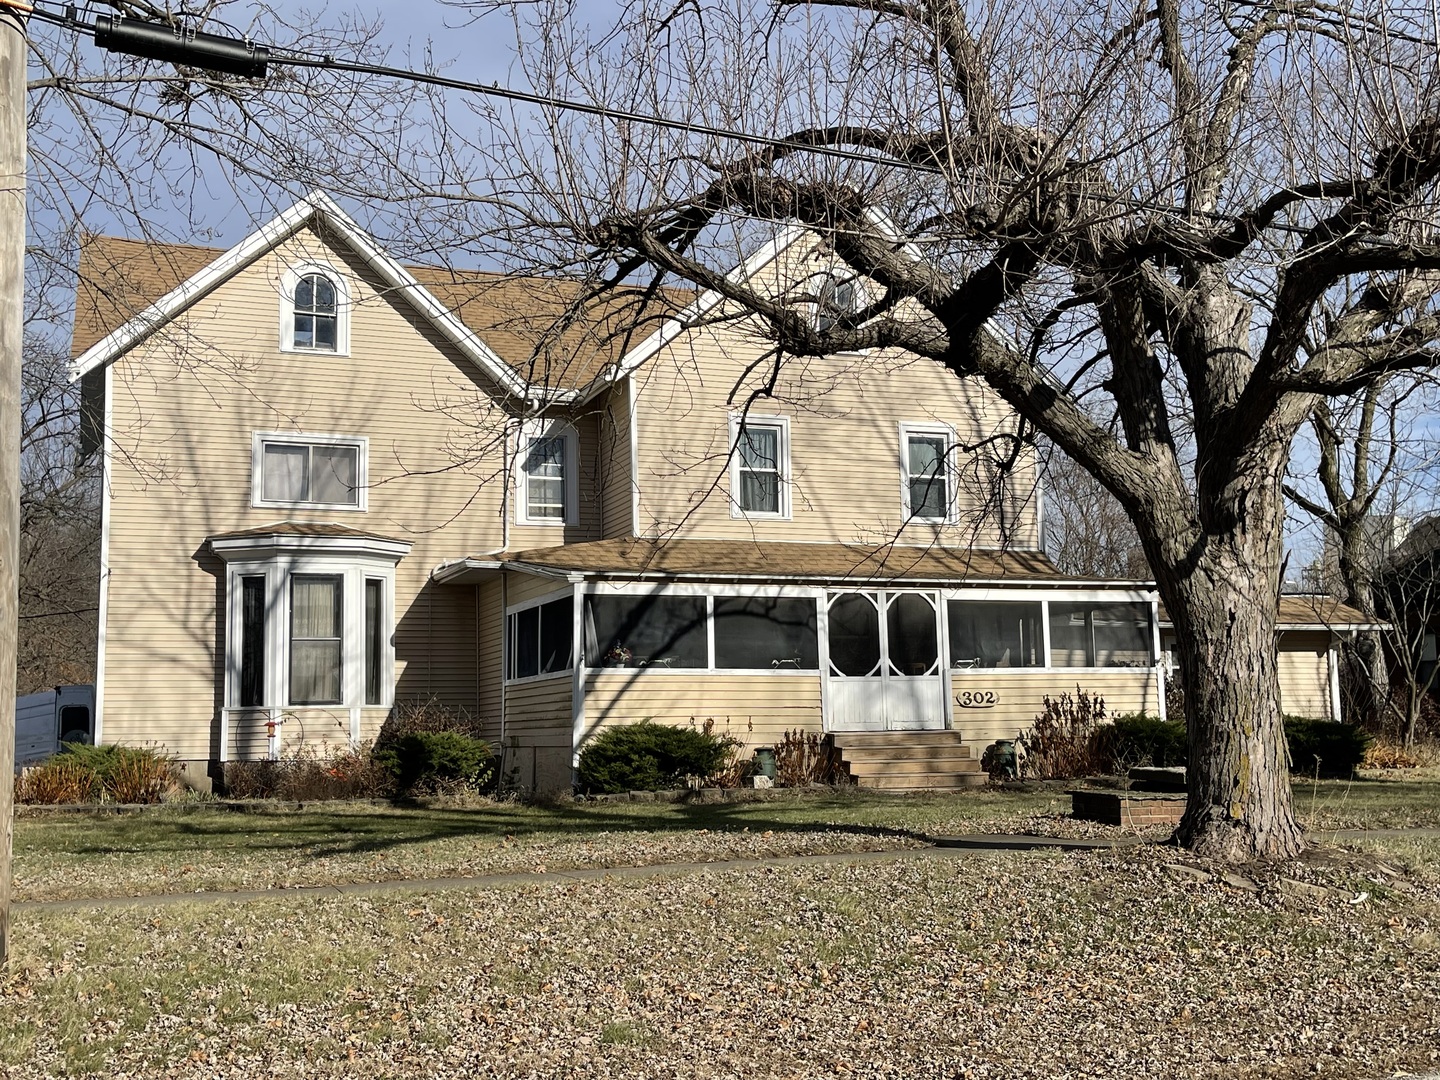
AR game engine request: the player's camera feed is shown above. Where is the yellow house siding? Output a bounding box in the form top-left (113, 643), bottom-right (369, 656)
top-left (502, 674), bottom-right (573, 792)
top-left (99, 225), bottom-right (535, 759)
top-left (505, 572), bottom-right (572, 607)
top-left (476, 580), bottom-right (504, 739)
top-left (948, 669), bottom-right (1160, 746)
top-left (632, 327), bottom-right (1039, 546)
top-left (510, 410), bottom-right (604, 549)
top-left (597, 381), bottom-right (635, 538)
top-left (1278, 631), bottom-right (1333, 720)
top-left (581, 672), bottom-right (823, 752)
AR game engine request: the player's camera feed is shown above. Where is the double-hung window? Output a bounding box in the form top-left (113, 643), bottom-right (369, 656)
top-left (253, 433), bottom-right (367, 511)
top-left (517, 424), bottom-right (578, 525)
top-left (290, 575), bottom-right (343, 705)
top-left (731, 415), bottom-right (790, 518)
top-left (901, 425), bottom-right (953, 523)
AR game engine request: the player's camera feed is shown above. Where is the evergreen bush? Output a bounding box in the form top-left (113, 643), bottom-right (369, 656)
top-left (577, 721), bottom-right (734, 793)
top-left (1284, 716), bottom-right (1372, 778)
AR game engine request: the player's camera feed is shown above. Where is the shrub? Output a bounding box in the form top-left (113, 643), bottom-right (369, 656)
top-left (577, 721), bottom-right (734, 793)
top-left (55, 743), bottom-right (179, 804)
top-left (773, 729), bottom-right (845, 787)
top-left (374, 731), bottom-right (495, 797)
top-left (1020, 688), bottom-right (1108, 779)
top-left (1285, 716), bottom-right (1372, 778)
top-left (223, 744), bottom-right (394, 800)
top-left (17, 759), bottom-right (101, 804)
top-left (1093, 713), bottom-right (1188, 770)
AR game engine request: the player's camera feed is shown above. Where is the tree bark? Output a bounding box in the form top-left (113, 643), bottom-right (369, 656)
top-left (1148, 474), bottom-right (1305, 862)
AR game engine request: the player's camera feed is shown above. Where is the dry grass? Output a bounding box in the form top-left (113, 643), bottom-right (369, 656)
top-left (2, 842), bottom-right (1438, 1078)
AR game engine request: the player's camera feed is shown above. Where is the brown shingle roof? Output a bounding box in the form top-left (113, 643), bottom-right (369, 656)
top-left (503, 538), bottom-right (1067, 583)
top-left (72, 234), bottom-right (693, 391)
top-left (209, 521), bottom-right (407, 544)
top-left (1155, 595), bottom-right (1377, 629)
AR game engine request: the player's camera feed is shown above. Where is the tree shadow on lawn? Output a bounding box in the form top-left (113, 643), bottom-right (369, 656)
top-left (36, 794), bottom-right (956, 862)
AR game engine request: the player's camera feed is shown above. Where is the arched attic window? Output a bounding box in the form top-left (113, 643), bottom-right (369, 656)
top-left (280, 265), bottom-right (349, 353)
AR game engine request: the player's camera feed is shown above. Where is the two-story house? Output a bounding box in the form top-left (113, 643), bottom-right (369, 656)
top-left (69, 193), bottom-right (1367, 792)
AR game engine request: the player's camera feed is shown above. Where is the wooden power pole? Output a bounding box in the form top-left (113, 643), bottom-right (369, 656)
top-left (0, 7), bottom-right (25, 969)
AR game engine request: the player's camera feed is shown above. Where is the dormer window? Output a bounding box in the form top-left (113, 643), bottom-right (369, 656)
top-left (293, 273), bottom-right (338, 351)
top-left (279, 264), bottom-right (349, 354)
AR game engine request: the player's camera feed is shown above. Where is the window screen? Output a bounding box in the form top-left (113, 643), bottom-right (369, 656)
top-left (713, 596), bottom-right (818, 669)
top-left (736, 425), bottom-right (782, 514)
top-left (1048, 602), bottom-right (1152, 667)
top-left (584, 594), bottom-right (708, 668)
top-left (508, 596), bottom-right (573, 679)
top-left (906, 434), bottom-right (948, 520)
top-left (947, 601), bottom-right (1043, 668)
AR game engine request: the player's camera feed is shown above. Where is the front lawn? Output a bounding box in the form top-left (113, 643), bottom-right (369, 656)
top-left (12, 778), bottom-right (1440, 904)
top-left (3, 839), bottom-right (1438, 1079)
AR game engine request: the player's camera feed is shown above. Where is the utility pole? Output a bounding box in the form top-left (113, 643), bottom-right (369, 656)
top-left (0, 7), bottom-right (24, 970)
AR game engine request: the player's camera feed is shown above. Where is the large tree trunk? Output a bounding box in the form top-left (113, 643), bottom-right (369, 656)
top-left (1142, 421), bottom-right (1306, 863)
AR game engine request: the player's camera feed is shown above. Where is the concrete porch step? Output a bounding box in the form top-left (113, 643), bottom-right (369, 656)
top-left (830, 730), bottom-right (966, 749)
top-left (856, 772), bottom-right (989, 791)
top-left (840, 744), bottom-right (974, 763)
top-left (847, 757), bottom-right (982, 777)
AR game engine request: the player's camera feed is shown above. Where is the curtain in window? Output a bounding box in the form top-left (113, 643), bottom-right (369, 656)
top-left (262, 444), bottom-right (308, 502)
top-left (364, 579), bottom-right (382, 705)
top-left (738, 427), bottom-right (780, 512)
top-left (291, 575), bottom-right (342, 704)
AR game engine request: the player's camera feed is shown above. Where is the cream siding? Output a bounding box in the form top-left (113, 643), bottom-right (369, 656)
top-left (100, 225), bottom-right (568, 760)
top-left (1277, 631), bottom-right (1334, 720)
top-left (947, 669), bottom-right (1161, 746)
top-left (597, 381), bottom-right (635, 538)
top-left (476, 580), bottom-right (504, 739)
top-left (630, 242), bottom-right (1040, 548)
top-left (502, 674), bottom-right (573, 792)
top-left (581, 672), bottom-right (823, 752)
top-left (505, 573), bottom-right (573, 607)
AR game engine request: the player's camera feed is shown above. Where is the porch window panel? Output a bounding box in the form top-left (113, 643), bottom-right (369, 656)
top-left (239, 575), bottom-right (266, 707)
top-left (1048, 602), bottom-right (1152, 667)
top-left (947, 601), bottom-right (1043, 668)
top-left (887, 593), bottom-right (939, 676)
top-left (539, 597), bottom-right (573, 673)
top-left (713, 596), bottom-right (819, 669)
top-left (512, 606), bottom-right (540, 679)
top-left (262, 443), bottom-right (309, 502)
top-left (827, 593), bottom-right (881, 676)
top-left (584, 594), bottom-right (708, 668)
top-left (290, 574), bottom-right (343, 705)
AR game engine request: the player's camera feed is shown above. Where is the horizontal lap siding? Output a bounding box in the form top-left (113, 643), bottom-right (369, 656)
top-left (1278, 632), bottom-right (1332, 720)
top-left (102, 226), bottom-right (587, 759)
top-left (632, 241), bottom-right (1040, 549)
top-left (476, 580), bottom-right (503, 740)
top-left (949, 669), bottom-right (1160, 746)
top-left (505, 676), bottom-right (573, 742)
top-left (581, 672), bottom-right (822, 751)
top-left (506, 573), bottom-right (572, 607)
top-left (598, 382), bottom-right (634, 538)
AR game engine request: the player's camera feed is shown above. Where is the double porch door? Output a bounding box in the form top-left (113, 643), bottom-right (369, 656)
top-left (825, 590), bottom-right (946, 732)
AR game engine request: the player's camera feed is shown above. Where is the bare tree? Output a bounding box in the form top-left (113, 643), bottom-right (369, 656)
top-left (1379, 521), bottom-right (1440, 746)
top-left (1285, 372), bottom-right (1439, 731)
top-left (1042, 447), bottom-right (1146, 579)
top-left (387, 0), bottom-right (1440, 860)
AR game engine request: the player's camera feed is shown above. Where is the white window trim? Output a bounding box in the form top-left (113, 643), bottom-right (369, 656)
top-left (808, 270), bottom-right (869, 332)
top-left (223, 554), bottom-right (398, 712)
top-left (515, 420), bottom-right (580, 526)
top-left (899, 421), bottom-right (958, 525)
top-left (278, 262), bottom-right (351, 355)
top-left (728, 413), bottom-right (792, 520)
top-left (252, 431), bottom-right (369, 513)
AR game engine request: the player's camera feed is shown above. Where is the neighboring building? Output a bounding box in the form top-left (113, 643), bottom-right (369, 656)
top-left (68, 193), bottom-right (1370, 791)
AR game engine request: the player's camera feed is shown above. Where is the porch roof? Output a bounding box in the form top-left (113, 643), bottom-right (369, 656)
top-left (1155, 594), bottom-right (1381, 632)
top-left (497, 538), bottom-right (1092, 585)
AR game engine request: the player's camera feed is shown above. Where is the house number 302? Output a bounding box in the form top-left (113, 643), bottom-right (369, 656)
top-left (955, 690), bottom-right (998, 709)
